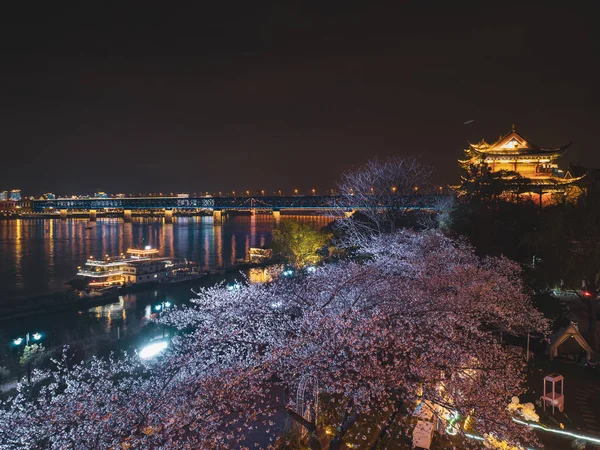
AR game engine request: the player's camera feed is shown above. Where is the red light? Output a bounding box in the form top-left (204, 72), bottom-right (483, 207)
top-left (582, 291), bottom-right (593, 298)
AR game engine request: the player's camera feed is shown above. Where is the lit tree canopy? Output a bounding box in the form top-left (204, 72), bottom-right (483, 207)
top-left (0, 231), bottom-right (547, 449)
top-left (272, 219), bottom-right (331, 268)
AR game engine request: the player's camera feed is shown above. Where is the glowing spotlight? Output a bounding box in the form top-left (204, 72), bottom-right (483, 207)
top-left (139, 341), bottom-right (168, 359)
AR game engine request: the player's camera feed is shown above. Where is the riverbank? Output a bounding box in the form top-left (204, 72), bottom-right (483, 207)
top-left (0, 261), bottom-right (268, 322)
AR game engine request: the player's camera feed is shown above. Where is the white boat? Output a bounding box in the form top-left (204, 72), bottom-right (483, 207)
top-left (77, 247), bottom-right (197, 289)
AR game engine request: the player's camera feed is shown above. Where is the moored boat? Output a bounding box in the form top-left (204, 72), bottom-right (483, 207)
top-left (76, 246), bottom-right (199, 290)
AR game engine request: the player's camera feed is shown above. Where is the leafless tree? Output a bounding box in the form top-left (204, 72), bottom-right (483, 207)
top-left (334, 156), bottom-right (432, 245)
top-left (418, 194), bottom-right (456, 231)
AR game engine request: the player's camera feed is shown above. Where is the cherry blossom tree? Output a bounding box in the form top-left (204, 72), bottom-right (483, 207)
top-left (0, 333), bottom-right (272, 449)
top-left (165, 231), bottom-right (546, 449)
top-left (0, 230), bottom-right (547, 450)
top-left (335, 156), bottom-right (432, 245)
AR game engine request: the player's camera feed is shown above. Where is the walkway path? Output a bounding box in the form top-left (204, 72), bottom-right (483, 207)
top-left (574, 384), bottom-right (600, 437)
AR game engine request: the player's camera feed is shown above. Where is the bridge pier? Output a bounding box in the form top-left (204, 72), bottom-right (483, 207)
top-left (213, 210), bottom-right (222, 225)
top-left (123, 210), bottom-right (132, 222)
top-left (164, 210), bottom-right (173, 223)
top-left (272, 210), bottom-right (281, 222)
top-left (60, 209), bottom-right (68, 219)
top-left (89, 210), bottom-right (97, 221)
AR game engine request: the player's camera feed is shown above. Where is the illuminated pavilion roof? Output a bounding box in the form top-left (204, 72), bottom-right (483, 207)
top-left (465, 125), bottom-right (571, 159)
top-left (455, 126), bottom-right (585, 195)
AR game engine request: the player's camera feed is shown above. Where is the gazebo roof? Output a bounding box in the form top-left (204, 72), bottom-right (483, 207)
top-left (549, 322), bottom-right (593, 360)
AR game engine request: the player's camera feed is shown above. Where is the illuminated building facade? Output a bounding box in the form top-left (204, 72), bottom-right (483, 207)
top-left (10, 189), bottom-right (21, 201)
top-left (457, 126), bottom-right (583, 205)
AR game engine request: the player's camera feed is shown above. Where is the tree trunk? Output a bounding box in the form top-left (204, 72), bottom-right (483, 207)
top-left (328, 412), bottom-right (359, 450)
top-left (286, 409), bottom-right (322, 450)
top-left (585, 297), bottom-right (599, 352)
top-left (370, 400), bottom-right (402, 450)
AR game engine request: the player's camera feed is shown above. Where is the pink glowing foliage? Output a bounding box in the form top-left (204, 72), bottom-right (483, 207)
top-left (0, 231), bottom-right (547, 449)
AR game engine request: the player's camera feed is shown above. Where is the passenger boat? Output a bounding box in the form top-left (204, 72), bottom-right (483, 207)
top-left (76, 246), bottom-right (199, 289)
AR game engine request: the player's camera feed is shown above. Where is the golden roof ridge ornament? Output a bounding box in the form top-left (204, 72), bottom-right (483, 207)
top-left (512, 123), bottom-right (516, 133)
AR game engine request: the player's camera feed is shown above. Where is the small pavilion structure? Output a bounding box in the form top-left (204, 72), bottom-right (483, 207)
top-left (549, 322), bottom-right (593, 361)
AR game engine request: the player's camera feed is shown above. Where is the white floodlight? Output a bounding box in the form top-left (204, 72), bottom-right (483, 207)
top-left (139, 341), bottom-right (168, 360)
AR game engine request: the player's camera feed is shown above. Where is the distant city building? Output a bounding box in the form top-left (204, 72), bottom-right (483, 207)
top-left (44, 193), bottom-right (56, 200)
top-left (0, 200), bottom-right (16, 212)
top-left (115, 193), bottom-right (126, 198)
top-left (0, 191), bottom-right (7, 201)
top-left (94, 192), bottom-right (109, 198)
top-left (177, 193), bottom-right (189, 198)
top-left (10, 189), bottom-right (21, 201)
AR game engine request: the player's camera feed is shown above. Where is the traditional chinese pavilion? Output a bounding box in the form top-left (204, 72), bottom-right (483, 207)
top-left (457, 125), bottom-right (583, 205)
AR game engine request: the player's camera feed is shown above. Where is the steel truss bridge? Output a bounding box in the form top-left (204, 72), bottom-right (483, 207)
top-left (32, 195), bottom-right (444, 212)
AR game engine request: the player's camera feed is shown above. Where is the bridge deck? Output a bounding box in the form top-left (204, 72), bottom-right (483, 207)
top-left (32, 195), bottom-right (444, 212)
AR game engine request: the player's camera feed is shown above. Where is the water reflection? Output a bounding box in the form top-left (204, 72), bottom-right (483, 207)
top-left (0, 214), bottom-right (335, 365)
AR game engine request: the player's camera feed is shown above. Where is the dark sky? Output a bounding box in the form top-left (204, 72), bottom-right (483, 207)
top-left (1, 2), bottom-right (598, 196)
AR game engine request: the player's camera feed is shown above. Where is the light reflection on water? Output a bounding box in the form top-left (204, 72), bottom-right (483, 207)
top-left (0, 215), bottom-right (334, 363)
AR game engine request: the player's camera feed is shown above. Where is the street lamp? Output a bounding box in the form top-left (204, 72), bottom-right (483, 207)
top-left (12, 331), bottom-right (44, 383)
top-left (154, 301), bottom-right (172, 336)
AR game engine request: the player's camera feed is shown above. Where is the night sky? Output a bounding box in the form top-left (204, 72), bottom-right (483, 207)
top-left (1, 2), bottom-right (598, 196)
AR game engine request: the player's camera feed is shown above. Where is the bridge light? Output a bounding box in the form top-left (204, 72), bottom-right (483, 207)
top-left (392, 186), bottom-right (397, 193)
top-left (312, 189), bottom-right (316, 195)
top-left (414, 186), bottom-right (419, 192)
top-left (246, 190), bottom-right (250, 196)
top-left (294, 189), bottom-right (298, 195)
top-left (261, 190), bottom-right (265, 196)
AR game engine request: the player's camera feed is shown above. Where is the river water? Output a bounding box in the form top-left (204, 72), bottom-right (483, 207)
top-left (0, 215), bottom-right (333, 371)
